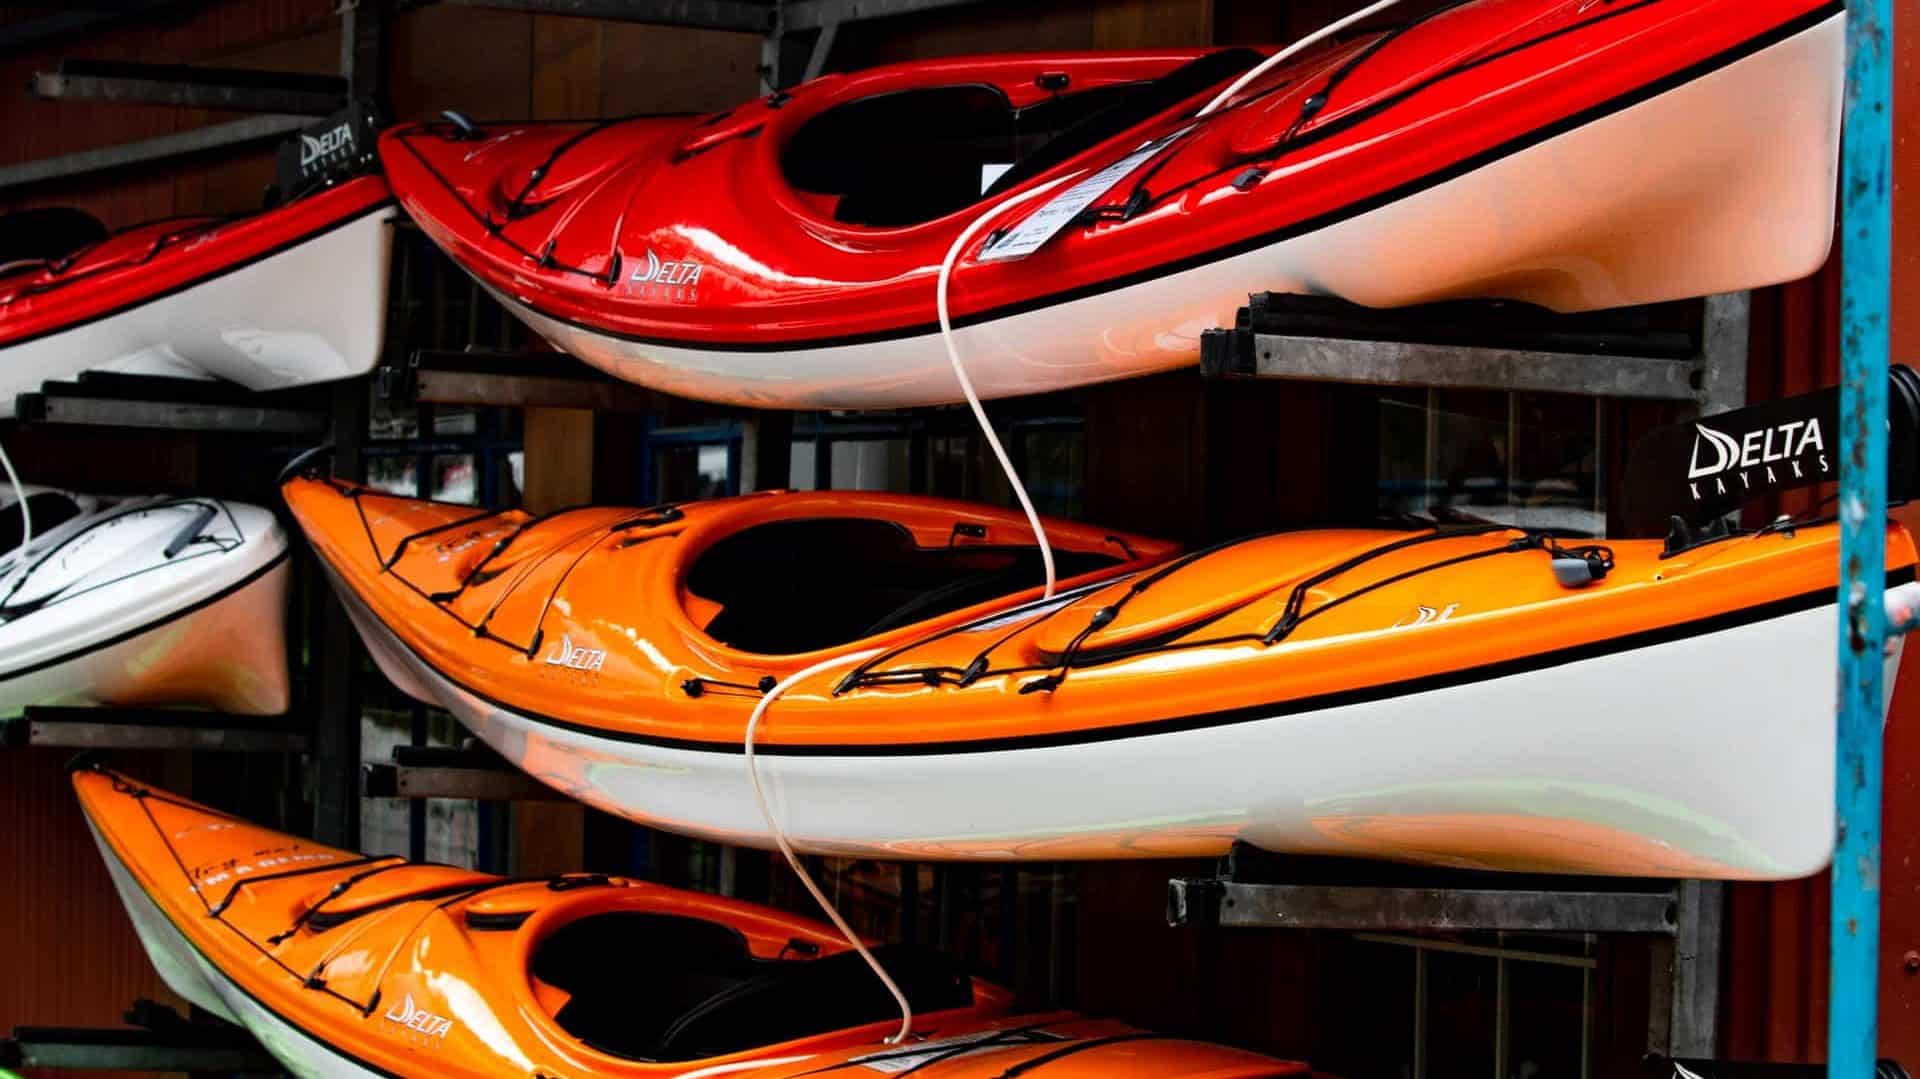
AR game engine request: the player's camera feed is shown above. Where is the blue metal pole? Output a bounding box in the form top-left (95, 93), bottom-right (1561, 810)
top-left (1832, 0), bottom-right (1894, 1074)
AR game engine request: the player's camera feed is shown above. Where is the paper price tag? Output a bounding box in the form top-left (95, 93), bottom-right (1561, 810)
top-left (976, 131), bottom-right (1185, 262)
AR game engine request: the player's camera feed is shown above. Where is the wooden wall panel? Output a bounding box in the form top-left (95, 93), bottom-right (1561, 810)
top-left (389, 7), bottom-right (535, 123)
top-left (1092, 0), bottom-right (1214, 48)
top-left (532, 18), bottom-right (605, 120)
top-left (830, 2), bottom-right (1098, 69)
top-left (0, 751), bottom-right (187, 1079)
top-left (1084, 372), bottom-right (1211, 542)
top-left (596, 23), bottom-right (760, 115)
top-left (0, 0), bottom-right (336, 222)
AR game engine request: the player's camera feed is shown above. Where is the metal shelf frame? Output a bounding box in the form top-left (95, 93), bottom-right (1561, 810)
top-left (1200, 291), bottom-right (1750, 417)
top-left (1166, 844), bottom-right (1725, 1059)
top-left (0, 0), bottom-right (389, 194)
top-left (11, 372), bottom-right (329, 435)
top-left (1832, 2), bottom-right (1894, 1075)
top-left (363, 743), bottom-right (567, 801)
top-left (30, 59), bottom-right (348, 116)
top-left (0, 0), bottom-right (1005, 193)
top-left (0, 999), bottom-right (279, 1074)
top-left (2, 0), bottom-right (1897, 1068)
top-left (0, 707), bottom-right (309, 754)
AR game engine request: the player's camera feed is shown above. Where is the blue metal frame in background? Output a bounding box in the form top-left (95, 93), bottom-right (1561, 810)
top-left (1832, 2), bottom-right (1892, 1074)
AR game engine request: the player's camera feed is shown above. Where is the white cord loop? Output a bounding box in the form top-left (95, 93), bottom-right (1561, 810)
top-left (0, 440), bottom-right (31, 573)
top-left (930, 0), bottom-right (1406, 601)
top-left (1195, 0), bottom-right (1408, 118)
top-left (935, 175), bottom-right (1076, 601)
top-left (742, 649), bottom-right (915, 1044)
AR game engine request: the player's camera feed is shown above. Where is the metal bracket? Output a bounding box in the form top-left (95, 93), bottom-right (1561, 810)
top-left (442, 0), bottom-right (776, 33)
top-left (0, 114), bottom-right (311, 193)
top-left (363, 743), bottom-right (564, 801)
top-left (32, 60), bottom-right (348, 116)
top-left (1166, 844), bottom-right (1685, 934)
top-left (383, 349), bottom-right (666, 412)
top-left (0, 707), bottom-right (308, 753)
top-left (1, 1000), bottom-right (276, 1073)
top-left (1198, 291), bottom-right (1748, 410)
top-left (12, 372), bottom-right (328, 435)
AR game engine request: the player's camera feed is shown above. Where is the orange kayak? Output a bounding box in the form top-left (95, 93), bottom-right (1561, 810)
top-left (283, 468), bottom-right (1919, 878)
top-left (75, 765), bottom-right (1304, 1078)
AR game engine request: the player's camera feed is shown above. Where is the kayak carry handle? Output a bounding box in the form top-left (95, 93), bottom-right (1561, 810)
top-left (163, 504), bottom-right (219, 560)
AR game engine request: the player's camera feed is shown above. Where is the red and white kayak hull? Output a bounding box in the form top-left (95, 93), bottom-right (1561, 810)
top-left (403, 7), bottom-right (1841, 410)
top-left (0, 193), bottom-right (393, 416)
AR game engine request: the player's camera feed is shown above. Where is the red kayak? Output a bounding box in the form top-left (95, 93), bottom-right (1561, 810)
top-left (0, 175), bottom-right (395, 415)
top-left (381, 0), bottom-right (1842, 409)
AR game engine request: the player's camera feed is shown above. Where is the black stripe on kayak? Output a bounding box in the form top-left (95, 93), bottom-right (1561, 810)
top-left (0, 197), bottom-right (397, 352)
top-left (330, 552), bottom-right (1916, 758)
top-left (441, 3), bottom-right (1842, 355)
top-left (0, 547), bottom-right (288, 684)
top-left (84, 817), bottom-right (409, 1079)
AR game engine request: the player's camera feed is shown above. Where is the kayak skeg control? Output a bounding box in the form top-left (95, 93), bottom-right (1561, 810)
top-left (285, 471), bottom-right (1916, 878)
top-left (381, 0), bottom-right (1843, 409)
top-left (0, 175), bottom-right (395, 415)
top-left (0, 496), bottom-right (289, 717)
top-left (74, 766), bottom-right (1307, 1079)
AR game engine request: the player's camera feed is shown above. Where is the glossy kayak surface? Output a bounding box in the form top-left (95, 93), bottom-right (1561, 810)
top-left (286, 468), bottom-right (1915, 877)
top-left (383, 0), bottom-right (1842, 407)
top-left (76, 766), bottom-right (1307, 1078)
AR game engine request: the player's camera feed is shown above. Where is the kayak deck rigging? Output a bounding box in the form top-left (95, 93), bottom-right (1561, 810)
top-left (835, 521), bottom-right (1619, 695)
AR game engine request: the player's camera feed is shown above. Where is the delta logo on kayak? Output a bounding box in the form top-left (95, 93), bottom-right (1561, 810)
top-left (627, 248), bottom-right (703, 302)
top-left (543, 634), bottom-right (606, 675)
top-left (1686, 417), bottom-right (1829, 501)
top-left (382, 993), bottom-right (453, 1041)
top-left (298, 121), bottom-right (356, 172)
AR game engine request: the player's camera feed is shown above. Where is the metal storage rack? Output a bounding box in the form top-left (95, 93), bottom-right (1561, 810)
top-left (1829, 1), bottom-right (1893, 1073)
top-left (0, 0), bottom-right (1899, 1073)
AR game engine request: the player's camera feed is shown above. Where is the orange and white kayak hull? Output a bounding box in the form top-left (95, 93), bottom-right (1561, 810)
top-left (284, 475), bottom-right (1914, 878)
top-left (328, 571), bottom-right (1912, 876)
top-left (75, 767), bottom-right (1302, 1079)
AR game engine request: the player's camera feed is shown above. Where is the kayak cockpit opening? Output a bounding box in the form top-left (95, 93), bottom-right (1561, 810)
top-left (781, 48), bottom-right (1260, 227)
top-left (682, 517), bottom-right (1121, 654)
top-left (0, 206), bottom-right (109, 273)
top-left (782, 82), bottom-right (1135, 227)
top-left (528, 911), bottom-right (972, 1062)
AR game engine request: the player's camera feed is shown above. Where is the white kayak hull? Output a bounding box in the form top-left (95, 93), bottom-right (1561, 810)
top-left (494, 14), bottom-right (1842, 410)
top-left (331, 559), bottom-right (1913, 880)
top-left (0, 205), bottom-right (394, 417)
top-left (0, 499), bottom-right (290, 717)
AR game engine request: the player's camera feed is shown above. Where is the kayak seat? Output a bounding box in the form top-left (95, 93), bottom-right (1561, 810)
top-left (532, 912), bottom-right (763, 1058)
top-left (685, 518), bottom-right (1119, 654)
top-left (651, 943), bottom-right (975, 1062)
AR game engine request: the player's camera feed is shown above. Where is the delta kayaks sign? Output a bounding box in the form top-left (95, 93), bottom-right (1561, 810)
top-left (276, 100), bottom-right (380, 200)
top-left (1620, 365), bottom-right (1920, 535)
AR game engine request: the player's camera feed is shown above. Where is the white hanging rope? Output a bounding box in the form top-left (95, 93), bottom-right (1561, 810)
top-left (1195, 0), bottom-right (1407, 117)
top-left (0, 440), bottom-right (31, 573)
top-left (935, 175), bottom-right (1076, 601)
top-left (806, 5), bottom-right (1415, 1039)
top-left (931, 0), bottom-right (1406, 601)
top-left (741, 649), bottom-right (914, 1044)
